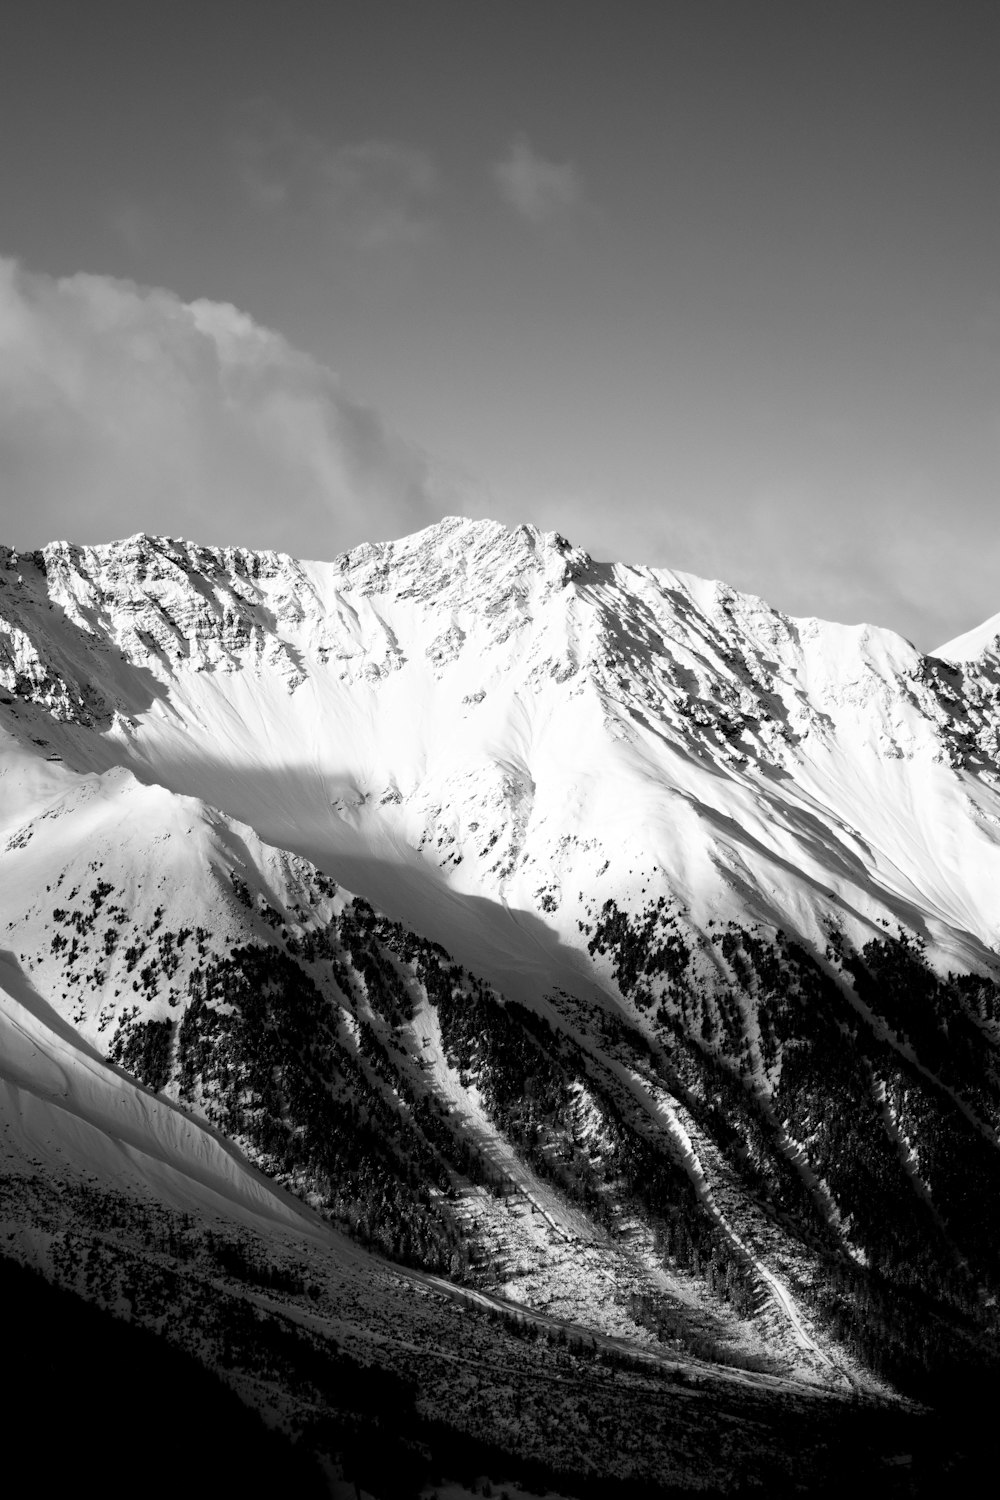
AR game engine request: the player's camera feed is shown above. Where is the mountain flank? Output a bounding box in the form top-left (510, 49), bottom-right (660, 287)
top-left (3, 519), bottom-right (1000, 1493)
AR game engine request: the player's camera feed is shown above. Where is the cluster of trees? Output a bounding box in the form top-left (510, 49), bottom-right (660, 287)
top-left (731, 928), bottom-right (1000, 1387)
top-left (204, 1231), bottom-right (316, 1295)
top-left (587, 899), bottom-right (1000, 1395)
top-left (174, 940), bottom-right (469, 1271)
top-left (847, 933), bottom-right (1000, 1107)
top-left (338, 901), bottom-right (415, 1026)
top-left (429, 977), bottom-right (762, 1319)
top-left (109, 1015), bottom-right (174, 1090)
top-left (586, 896), bottom-right (690, 996)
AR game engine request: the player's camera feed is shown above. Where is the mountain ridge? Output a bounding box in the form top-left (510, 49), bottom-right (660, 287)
top-left (5, 518), bottom-right (1000, 962)
top-left (3, 517), bottom-right (1000, 1492)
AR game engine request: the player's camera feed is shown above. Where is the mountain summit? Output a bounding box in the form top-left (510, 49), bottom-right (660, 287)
top-left (6, 518), bottom-right (1000, 971)
top-left (2, 520), bottom-right (999, 1491)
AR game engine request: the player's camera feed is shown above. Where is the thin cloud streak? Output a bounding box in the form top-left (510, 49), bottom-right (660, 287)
top-left (493, 135), bottom-right (584, 224)
top-left (232, 102), bottom-right (439, 251)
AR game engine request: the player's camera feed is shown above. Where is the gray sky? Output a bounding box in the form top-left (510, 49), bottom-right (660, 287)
top-left (1, 0), bottom-right (999, 649)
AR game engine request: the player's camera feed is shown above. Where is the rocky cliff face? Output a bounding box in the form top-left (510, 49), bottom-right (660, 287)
top-left (3, 518), bottom-right (1000, 1443)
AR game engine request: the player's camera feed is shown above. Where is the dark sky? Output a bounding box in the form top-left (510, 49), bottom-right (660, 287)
top-left (2, 1), bottom-right (999, 647)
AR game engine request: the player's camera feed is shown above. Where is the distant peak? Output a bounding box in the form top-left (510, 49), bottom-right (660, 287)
top-left (933, 609), bottom-right (1000, 665)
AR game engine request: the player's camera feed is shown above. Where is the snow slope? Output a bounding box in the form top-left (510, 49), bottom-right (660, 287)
top-left (5, 517), bottom-right (1000, 990)
top-left (0, 952), bottom-right (331, 1239)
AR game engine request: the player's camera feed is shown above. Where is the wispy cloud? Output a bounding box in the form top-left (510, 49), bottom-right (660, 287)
top-left (493, 135), bottom-right (584, 224)
top-left (0, 257), bottom-right (470, 555)
top-left (233, 102), bottom-right (439, 251)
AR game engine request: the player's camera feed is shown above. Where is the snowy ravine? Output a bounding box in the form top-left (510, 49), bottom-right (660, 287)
top-left (2, 518), bottom-right (1000, 1489)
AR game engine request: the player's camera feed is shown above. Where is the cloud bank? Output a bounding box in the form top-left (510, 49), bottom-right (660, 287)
top-left (0, 258), bottom-right (466, 555)
top-left (493, 136), bottom-right (584, 224)
top-left (0, 257), bottom-right (987, 651)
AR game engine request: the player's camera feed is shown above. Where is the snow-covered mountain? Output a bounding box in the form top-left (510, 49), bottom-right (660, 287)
top-left (3, 518), bottom-right (999, 1493)
top-left (8, 517), bottom-right (1000, 974)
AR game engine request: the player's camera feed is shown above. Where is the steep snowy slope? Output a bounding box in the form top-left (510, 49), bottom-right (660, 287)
top-left (0, 949), bottom-right (338, 1241)
top-left (936, 609), bottom-right (1000, 663)
top-left (5, 518), bottom-right (1000, 981)
top-left (3, 520), bottom-right (1000, 1419)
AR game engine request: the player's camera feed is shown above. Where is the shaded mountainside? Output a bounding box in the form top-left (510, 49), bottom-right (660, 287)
top-left (2, 1186), bottom-right (960, 1500)
top-left (3, 520), bottom-right (1000, 1491)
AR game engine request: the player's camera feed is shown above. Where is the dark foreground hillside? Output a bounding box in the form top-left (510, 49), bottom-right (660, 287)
top-left (3, 1242), bottom-right (994, 1500)
top-left (0, 1256), bottom-right (328, 1497)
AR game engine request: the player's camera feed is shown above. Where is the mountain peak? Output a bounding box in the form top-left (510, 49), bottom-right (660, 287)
top-left (934, 607), bottom-right (1000, 664)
